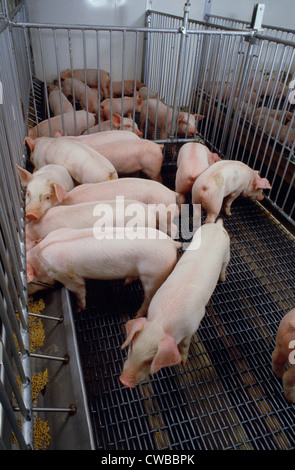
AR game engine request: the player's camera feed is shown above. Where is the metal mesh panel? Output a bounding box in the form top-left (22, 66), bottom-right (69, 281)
top-left (74, 173), bottom-right (295, 450)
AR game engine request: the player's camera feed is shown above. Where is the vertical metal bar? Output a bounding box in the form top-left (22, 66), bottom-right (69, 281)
top-left (143, 28), bottom-right (153, 139)
top-left (142, 9), bottom-right (151, 85)
top-left (109, 30), bottom-right (113, 125)
top-left (67, 29), bottom-right (77, 136)
top-left (1, 341), bottom-right (28, 419)
top-left (170, 1), bottom-right (190, 138)
top-left (82, 29), bottom-right (89, 134)
top-left (0, 171), bottom-right (23, 286)
top-left (38, 28), bottom-right (52, 133)
top-left (121, 30), bottom-right (126, 127)
top-left (19, 287), bottom-right (33, 448)
top-left (23, 27), bottom-right (40, 135)
top-left (0, 381), bottom-right (29, 450)
top-left (53, 29), bottom-right (66, 128)
top-left (132, 31), bottom-right (139, 132)
top-left (258, 46), bottom-right (294, 181)
top-left (0, 294), bottom-right (26, 382)
top-left (96, 30), bottom-right (101, 130)
top-left (226, 38), bottom-right (254, 158)
top-left (203, 0), bottom-right (212, 22)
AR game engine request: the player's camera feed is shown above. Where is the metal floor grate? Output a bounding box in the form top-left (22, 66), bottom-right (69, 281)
top-left (73, 169), bottom-right (295, 450)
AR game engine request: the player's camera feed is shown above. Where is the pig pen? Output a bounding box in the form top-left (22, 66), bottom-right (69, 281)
top-left (0, 0), bottom-right (295, 451)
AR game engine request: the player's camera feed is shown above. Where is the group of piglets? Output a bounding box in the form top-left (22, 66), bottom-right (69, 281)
top-left (171, 142), bottom-right (295, 403)
top-left (20, 70), bottom-right (294, 399)
top-left (21, 129), bottom-right (181, 325)
top-left (28, 68), bottom-right (145, 138)
top-left (28, 66), bottom-right (205, 141)
top-left (120, 141), bottom-right (274, 389)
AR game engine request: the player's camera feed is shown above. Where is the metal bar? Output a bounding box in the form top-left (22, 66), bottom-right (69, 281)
top-left (131, 31), bottom-right (139, 133)
top-left (203, 0), bottom-right (212, 22)
top-left (20, 302), bottom-right (33, 448)
top-left (31, 353), bottom-right (69, 364)
top-left (63, 288), bottom-right (96, 449)
top-left (23, 23), bottom-right (39, 134)
top-left (30, 280), bottom-right (55, 288)
top-left (82, 29), bottom-right (90, 134)
top-left (11, 21), bottom-right (254, 37)
top-left (28, 312), bottom-right (63, 323)
top-left (96, 30), bottom-right (101, 131)
top-left (0, 276), bottom-right (26, 357)
top-left (170, 2), bottom-right (191, 137)
top-left (28, 406), bottom-right (76, 414)
top-left (67, 29), bottom-right (78, 136)
top-left (38, 28), bottom-right (51, 134)
top-left (53, 28), bottom-right (65, 134)
top-left (253, 33), bottom-right (295, 48)
top-left (206, 12), bottom-right (295, 35)
top-left (13, 405), bottom-right (76, 414)
top-left (1, 340), bottom-right (29, 419)
top-left (0, 235), bottom-right (26, 328)
top-left (120, 30), bottom-right (126, 126)
top-left (109, 30), bottom-right (113, 125)
top-left (0, 381), bottom-right (29, 450)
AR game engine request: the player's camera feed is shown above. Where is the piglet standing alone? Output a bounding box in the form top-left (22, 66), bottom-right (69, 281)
top-left (192, 160), bottom-right (272, 224)
top-left (175, 142), bottom-right (221, 203)
top-left (26, 227), bottom-right (181, 317)
top-left (272, 308), bottom-right (295, 403)
top-left (120, 219), bottom-right (230, 388)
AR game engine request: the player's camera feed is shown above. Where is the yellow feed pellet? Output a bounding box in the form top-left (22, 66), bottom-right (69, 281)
top-left (13, 415), bottom-right (51, 450)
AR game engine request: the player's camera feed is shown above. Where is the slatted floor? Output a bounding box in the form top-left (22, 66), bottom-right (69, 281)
top-left (73, 170), bottom-right (295, 450)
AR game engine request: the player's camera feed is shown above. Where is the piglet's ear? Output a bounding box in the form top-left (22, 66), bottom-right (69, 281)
top-left (121, 317), bottom-right (147, 350)
top-left (53, 183), bottom-right (67, 203)
top-left (112, 113), bottom-right (121, 126)
top-left (255, 176), bottom-right (272, 190)
top-left (24, 137), bottom-right (36, 153)
top-left (150, 335), bottom-right (182, 375)
top-left (26, 263), bottom-right (36, 283)
top-left (212, 153), bottom-right (221, 162)
top-left (16, 164), bottom-right (33, 186)
top-left (53, 130), bottom-right (64, 138)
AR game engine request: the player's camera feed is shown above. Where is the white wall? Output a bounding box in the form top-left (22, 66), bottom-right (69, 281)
top-left (27, 0), bottom-right (148, 82)
top-left (27, 0), bottom-right (147, 27)
top-left (26, 1), bottom-right (294, 88)
top-left (27, 1), bottom-right (295, 32)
